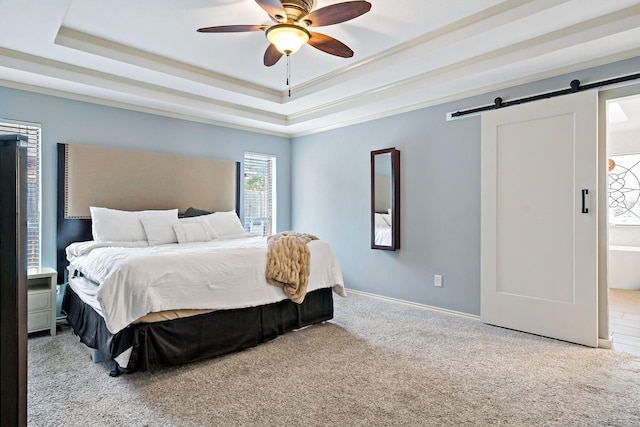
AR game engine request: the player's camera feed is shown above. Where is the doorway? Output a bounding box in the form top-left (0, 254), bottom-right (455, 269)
top-left (606, 92), bottom-right (640, 357)
top-left (480, 84), bottom-right (640, 351)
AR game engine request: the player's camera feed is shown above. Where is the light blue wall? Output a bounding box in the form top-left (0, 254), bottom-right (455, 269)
top-left (292, 56), bottom-right (640, 316)
top-left (0, 87), bottom-right (291, 270)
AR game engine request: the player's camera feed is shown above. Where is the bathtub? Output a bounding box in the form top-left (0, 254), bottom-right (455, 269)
top-left (608, 245), bottom-right (640, 290)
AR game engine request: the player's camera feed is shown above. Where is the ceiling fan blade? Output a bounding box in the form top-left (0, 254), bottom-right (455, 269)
top-left (307, 32), bottom-right (353, 58)
top-left (264, 43), bottom-right (284, 66)
top-left (197, 25), bottom-right (266, 33)
top-left (302, 1), bottom-right (371, 27)
top-left (255, 0), bottom-right (287, 21)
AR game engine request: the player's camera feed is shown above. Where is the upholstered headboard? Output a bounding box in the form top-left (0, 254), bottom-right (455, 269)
top-left (56, 143), bottom-right (241, 283)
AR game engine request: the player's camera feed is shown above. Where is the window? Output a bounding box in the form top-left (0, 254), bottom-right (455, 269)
top-left (243, 152), bottom-right (276, 236)
top-left (609, 152), bottom-right (640, 225)
top-left (0, 121), bottom-right (41, 269)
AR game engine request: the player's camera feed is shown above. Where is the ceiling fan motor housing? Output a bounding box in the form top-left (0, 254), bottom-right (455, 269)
top-left (280, 0), bottom-right (315, 21)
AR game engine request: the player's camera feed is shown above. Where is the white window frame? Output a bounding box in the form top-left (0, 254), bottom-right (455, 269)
top-left (243, 152), bottom-right (276, 236)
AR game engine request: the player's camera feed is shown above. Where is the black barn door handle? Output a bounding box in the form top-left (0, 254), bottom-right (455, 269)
top-left (581, 189), bottom-right (589, 214)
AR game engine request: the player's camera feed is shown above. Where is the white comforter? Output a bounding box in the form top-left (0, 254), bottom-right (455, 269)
top-left (374, 226), bottom-right (391, 246)
top-left (66, 234), bottom-right (346, 334)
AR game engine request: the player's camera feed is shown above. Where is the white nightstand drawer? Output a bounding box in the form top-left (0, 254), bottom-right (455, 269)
top-left (28, 291), bottom-right (52, 312)
top-left (28, 310), bottom-right (52, 332)
top-left (27, 267), bottom-right (57, 336)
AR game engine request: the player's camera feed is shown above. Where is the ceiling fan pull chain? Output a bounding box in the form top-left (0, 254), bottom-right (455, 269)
top-left (287, 54), bottom-right (291, 97)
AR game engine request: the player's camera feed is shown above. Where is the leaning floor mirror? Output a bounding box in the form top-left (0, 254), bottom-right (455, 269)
top-left (371, 147), bottom-right (400, 250)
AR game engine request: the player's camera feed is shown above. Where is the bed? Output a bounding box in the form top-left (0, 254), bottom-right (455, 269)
top-left (373, 212), bottom-right (392, 246)
top-left (57, 143), bottom-right (346, 374)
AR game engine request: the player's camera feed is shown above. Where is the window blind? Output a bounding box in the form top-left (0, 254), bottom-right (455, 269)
top-left (243, 152), bottom-right (275, 236)
top-left (0, 122), bottom-right (41, 269)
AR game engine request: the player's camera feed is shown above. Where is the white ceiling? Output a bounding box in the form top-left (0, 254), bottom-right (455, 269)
top-left (1, 0), bottom-right (640, 137)
top-left (609, 94), bottom-right (640, 133)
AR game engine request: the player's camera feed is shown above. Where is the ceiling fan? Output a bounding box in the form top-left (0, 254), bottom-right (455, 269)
top-left (197, 0), bottom-right (372, 67)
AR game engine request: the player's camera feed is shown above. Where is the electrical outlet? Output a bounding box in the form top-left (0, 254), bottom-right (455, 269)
top-left (434, 274), bottom-right (443, 287)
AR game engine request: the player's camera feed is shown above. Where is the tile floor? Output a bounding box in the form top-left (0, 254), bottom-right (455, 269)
top-left (609, 288), bottom-right (640, 357)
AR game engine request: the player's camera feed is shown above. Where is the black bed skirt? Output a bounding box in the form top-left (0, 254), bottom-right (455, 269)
top-left (62, 286), bottom-right (334, 372)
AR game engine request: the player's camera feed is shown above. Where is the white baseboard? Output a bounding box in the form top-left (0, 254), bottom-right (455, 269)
top-left (344, 288), bottom-right (480, 321)
top-left (344, 289), bottom-right (613, 351)
top-left (598, 336), bottom-right (613, 349)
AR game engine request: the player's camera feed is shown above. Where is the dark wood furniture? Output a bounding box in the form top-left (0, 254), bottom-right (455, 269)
top-left (0, 134), bottom-right (28, 427)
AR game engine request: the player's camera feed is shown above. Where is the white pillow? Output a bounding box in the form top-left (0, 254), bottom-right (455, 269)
top-left (90, 207), bottom-right (178, 243)
top-left (140, 215), bottom-right (179, 246)
top-left (179, 217), bottom-right (218, 238)
top-left (204, 211), bottom-right (246, 237)
top-left (173, 219), bottom-right (218, 243)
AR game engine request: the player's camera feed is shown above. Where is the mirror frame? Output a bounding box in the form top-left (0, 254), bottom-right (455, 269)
top-left (371, 147), bottom-right (400, 250)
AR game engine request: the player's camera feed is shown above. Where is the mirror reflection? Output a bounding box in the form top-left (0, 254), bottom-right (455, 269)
top-left (371, 148), bottom-right (400, 250)
top-left (373, 153), bottom-right (392, 245)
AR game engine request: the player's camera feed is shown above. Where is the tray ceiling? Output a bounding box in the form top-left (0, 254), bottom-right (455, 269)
top-left (1, 0), bottom-right (640, 136)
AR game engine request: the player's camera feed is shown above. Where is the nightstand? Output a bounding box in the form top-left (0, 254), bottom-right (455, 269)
top-left (27, 267), bottom-right (57, 336)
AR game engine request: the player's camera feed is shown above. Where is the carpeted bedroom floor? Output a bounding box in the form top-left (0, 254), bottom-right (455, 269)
top-left (27, 292), bottom-right (640, 426)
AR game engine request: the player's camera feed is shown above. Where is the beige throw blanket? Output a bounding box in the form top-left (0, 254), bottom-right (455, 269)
top-left (266, 231), bottom-right (318, 304)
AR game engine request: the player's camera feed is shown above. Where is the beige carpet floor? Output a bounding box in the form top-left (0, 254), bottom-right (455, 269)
top-left (27, 292), bottom-right (640, 426)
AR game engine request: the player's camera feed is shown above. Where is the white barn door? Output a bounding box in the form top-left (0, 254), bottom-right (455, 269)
top-left (481, 90), bottom-right (599, 347)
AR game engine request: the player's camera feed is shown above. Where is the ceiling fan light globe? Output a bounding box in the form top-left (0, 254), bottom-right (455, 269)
top-left (266, 24), bottom-right (310, 55)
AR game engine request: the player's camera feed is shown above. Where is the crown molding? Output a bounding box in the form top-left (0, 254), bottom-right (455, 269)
top-left (55, 26), bottom-right (284, 103)
top-left (0, 78), bottom-right (291, 138)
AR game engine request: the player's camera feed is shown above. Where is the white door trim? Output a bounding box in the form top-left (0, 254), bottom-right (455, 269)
top-left (597, 81), bottom-right (640, 345)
